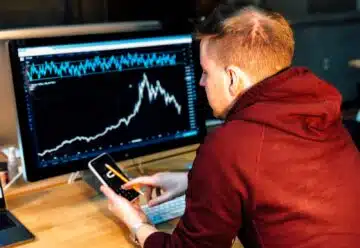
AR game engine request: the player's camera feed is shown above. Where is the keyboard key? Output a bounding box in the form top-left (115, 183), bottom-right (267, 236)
top-left (141, 195), bottom-right (186, 225)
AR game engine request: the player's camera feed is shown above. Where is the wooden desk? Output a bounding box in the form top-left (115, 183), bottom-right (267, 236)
top-left (4, 149), bottom-right (195, 248)
top-left (4, 148), bottom-right (242, 248)
top-left (7, 180), bottom-right (178, 248)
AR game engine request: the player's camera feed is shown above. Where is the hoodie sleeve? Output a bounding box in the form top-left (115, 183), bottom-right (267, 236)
top-left (144, 131), bottom-right (248, 248)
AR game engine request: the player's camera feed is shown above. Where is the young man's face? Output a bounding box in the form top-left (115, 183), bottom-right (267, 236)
top-left (199, 39), bottom-right (231, 119)
top-left (199, 38), bottom-right (251, 119)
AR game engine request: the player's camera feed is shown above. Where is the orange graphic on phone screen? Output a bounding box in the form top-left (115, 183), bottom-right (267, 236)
top-left (105, 164), bottom-right (143, 195)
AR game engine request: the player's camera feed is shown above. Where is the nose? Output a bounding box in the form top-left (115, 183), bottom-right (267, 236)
top-left (199, 75), bottom-right (206, 87)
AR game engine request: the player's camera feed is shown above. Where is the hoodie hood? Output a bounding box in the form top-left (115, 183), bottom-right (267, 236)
top-left (226, 67), bottom-right (343, 141)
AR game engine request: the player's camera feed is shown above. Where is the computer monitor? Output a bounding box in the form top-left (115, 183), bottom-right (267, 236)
top-left (0, 21), bottom-right (161, 146)
top-left (8, 29), bottom-right (206, 182)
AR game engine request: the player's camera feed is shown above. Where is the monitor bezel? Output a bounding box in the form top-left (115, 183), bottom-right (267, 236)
top-left (8, 29), bottom-right (206, 182)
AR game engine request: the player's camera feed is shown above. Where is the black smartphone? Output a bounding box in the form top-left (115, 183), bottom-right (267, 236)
top-left (88, 153), bottom-right (140, 202)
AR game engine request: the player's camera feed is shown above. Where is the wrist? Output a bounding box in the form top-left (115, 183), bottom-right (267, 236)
top-left (130, 221), bottom-right (157, 247)
top-left (130, 221), bottom-right (152, 245)
top-left (131, 221), bottom-right (149, 236)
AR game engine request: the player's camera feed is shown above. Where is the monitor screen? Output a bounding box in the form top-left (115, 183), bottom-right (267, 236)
top-left (9, 31), bottom-right (206, 181)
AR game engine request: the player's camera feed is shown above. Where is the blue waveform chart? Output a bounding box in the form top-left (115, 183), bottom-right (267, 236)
top-left (29, 67), bottom-right (191, 159)
top-left (26, 52), bottom-right (178, 82)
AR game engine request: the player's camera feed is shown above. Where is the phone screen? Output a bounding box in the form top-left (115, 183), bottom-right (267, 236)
top-left (88, 153), bottom-right (139, 201)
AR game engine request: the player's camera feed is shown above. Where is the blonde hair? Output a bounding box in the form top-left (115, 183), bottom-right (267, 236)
top-left (197, 6), bottom-right (294, 82)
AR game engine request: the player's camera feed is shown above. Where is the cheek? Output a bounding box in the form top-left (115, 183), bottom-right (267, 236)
top-left (212, 74), bottom-right (226, 94)
top-left (202, 72), bottom-right (224, 95)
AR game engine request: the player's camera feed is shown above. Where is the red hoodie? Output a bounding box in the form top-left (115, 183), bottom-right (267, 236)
top-left (144, 67), bottom-right (360, 248)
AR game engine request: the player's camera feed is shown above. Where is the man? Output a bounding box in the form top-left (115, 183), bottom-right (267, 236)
top-left (100, 4), bottom-right (360, 248)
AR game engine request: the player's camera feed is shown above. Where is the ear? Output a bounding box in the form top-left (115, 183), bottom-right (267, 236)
top-left (225, 66), bottom-right (252, 96)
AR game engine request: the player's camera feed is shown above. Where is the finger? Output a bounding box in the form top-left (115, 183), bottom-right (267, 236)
top-left (145, 186), bottom-right (153, 203)
top-left (132, 198), bottom-right (140, 206)
top-left (122, 176), bottom-right (158, 189)
top-left (148, 192), bottom-right (172, 207)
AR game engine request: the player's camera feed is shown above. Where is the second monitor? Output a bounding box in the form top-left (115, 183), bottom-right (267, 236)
top-left (9, 31), bottom-right (206, 181)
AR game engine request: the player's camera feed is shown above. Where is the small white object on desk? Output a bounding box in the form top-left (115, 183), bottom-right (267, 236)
top-left (1, 147), bottom-right (21, 158)
top-left (1, 146), bottom-right (23, 191)
top-left (7, 147), bottom-right (18, 180)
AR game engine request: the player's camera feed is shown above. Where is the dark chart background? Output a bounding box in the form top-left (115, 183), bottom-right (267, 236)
top-left (21, 44), bottom-right (197, 168)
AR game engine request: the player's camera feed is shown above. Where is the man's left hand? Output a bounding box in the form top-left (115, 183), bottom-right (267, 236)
top-left (100, 185), bottom-right (148, 229)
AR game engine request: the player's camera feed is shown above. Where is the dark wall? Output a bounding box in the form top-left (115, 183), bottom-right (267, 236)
top-left (292, 21), bottom-right (360, 102)
top-left (265, 0), bottom-right (359, 20)
top-left (0, 0), bottom-right (107, 29)
top-left (265, 0), bottom-right (308, 19)
top-left (263, 0), bottom-right (360, 102)
top-left (0, 0), bottom-right (65, 28)
top-left (308, 0), bottom-right (356, 14)
top-left (0, 0), bottom-right (208, 29)
top-left (0, 0), bottom-right (270, 29)
top-left (107, 1), bottom-right (196, 22)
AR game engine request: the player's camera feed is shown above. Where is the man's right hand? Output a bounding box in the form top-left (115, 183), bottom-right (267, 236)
top-left (122, 172), bottom-right (188, 207)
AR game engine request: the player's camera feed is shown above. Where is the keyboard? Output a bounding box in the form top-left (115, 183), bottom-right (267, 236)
top-left (141, 195), bottom-right (186, 225)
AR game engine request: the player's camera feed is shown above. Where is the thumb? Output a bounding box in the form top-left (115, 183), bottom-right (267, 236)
top-left (122, 176), bottom-right (157, 189)
top-left (148, 192), bottom-right (172, 207)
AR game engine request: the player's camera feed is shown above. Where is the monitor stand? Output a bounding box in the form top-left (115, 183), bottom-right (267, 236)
top-left (65, 170), bottom-right (102, 195)
top-left (81, 169), bottom-right (103, 195)
top-left (3, 169), bottom-right (23, 192)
